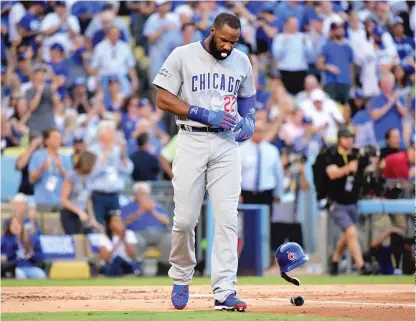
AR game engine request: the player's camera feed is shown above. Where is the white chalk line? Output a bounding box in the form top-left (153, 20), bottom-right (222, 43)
top-left (187, 294), bottom-right (415, 308)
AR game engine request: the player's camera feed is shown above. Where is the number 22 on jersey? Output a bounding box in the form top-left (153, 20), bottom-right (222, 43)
top-left (223, 95), bottom-right (236, 113)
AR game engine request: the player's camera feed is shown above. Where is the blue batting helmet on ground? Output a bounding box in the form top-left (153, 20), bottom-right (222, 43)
top-left (275, 242), bottom-right (309, 273)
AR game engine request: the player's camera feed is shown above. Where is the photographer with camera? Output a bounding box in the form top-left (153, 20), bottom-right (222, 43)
top-left (325, 127), bottom-right (373, 275)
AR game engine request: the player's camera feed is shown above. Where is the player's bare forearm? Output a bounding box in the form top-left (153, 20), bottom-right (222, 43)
top-left (156, 88), bottom-right (190, 116)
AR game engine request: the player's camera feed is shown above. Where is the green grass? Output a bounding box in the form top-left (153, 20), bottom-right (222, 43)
top-left (1, 275), bottom-right (413, 287)
top-left (1, 311), bottom-right (370, 321)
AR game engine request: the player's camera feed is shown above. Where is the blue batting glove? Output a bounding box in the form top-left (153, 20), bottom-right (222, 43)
top-left (233, 109), bottom-right (255, 142)
top-left (188, 106), bottom-right (236, 130)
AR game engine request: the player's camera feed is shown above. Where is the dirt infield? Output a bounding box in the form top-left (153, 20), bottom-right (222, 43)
top-left (2, 284), bottom-right (414, 321)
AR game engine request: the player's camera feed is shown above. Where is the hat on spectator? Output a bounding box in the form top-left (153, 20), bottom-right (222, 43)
top-left (351, 88), bottom-right (364, 100)
top-left (302, 116), bottom-right (313, 125)
top-left (310, 88), bottom-right (325, 102)
top-left (403, 64), bottom-right (415, 75)
top-left (133, 182), bottom-right (151, 194)
top-left (392, 16), bottom-right (404, 25)
top-left (260, 3), bottom-right (275, 14)
top-left (155, 0), bottom-right (169, 7)
top-left (55, 1), bottom-right (66, 7)
top-left (73, 76), bottom-right (86, 87)
top-left (174, 4), bottom-right (193, 17)
top-left (50, 42), bottom-right (65, 53)
top-left (330, 15), bottom-right (344, 29)
top-left (337, 126), bottom-right (354, 139)
top-left (373, 25), bottom-right (384, 37)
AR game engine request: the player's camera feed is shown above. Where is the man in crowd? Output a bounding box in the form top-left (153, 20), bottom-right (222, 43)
top-left (121, 182), bottom-right (171, 272)
top-left (326, 127), bottom-right (373, 275)
top-left (130, 133), bottom-right (161, 182)
top-left (380, 128), bottom-right (401, 160)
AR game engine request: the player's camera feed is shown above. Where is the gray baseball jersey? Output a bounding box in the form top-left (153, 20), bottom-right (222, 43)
top-left (153, 41), bottom-right (256, 127)
top-left (153, 40), bottom-right (256, 303)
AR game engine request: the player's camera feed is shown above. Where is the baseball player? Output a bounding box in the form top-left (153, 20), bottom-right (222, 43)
top-left (153, 13), bottom-right (256, 312)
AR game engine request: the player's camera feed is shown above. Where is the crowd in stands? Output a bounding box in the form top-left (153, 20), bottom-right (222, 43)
top-left (1, 0), bottom-right (415, 278)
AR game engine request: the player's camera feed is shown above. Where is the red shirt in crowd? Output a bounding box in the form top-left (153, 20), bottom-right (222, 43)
top-left (383, 151), bottom-right (410, 179)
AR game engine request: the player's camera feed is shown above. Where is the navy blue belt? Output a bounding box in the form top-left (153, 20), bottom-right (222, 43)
top-left (179, 125), bottom-right (228, 133)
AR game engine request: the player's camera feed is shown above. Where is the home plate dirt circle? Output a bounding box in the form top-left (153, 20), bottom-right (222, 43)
top-left (2, 284), bottom-right (414, 321)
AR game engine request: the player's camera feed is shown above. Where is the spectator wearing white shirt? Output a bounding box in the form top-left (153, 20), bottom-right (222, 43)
top-left (300, 88), bottom-right (344, 144)
top-left (91, 26), bottom-right (138, 101)
top-left (99, 213), bottom-right (141, 277)
top-left (346, 11), bottom-right (366, 61)
top-left (240, 120), bottom-right (284, 251)
top-left (8, 1), bottom-right (25, 43)
top-left (40, 1), bottom-right (80, 63)
top-left (319, 1), bottom-right (344, 36)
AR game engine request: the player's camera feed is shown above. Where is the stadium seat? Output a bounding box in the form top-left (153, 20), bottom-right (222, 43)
top-left (48, 261), bottom-right (90, 279)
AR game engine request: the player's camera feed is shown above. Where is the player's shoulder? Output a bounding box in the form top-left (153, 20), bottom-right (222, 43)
top-left (171, 41), bottom-right (200, 56)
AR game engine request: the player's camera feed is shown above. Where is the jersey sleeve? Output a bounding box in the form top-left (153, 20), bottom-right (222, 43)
top-left (152, 47), bottom-right (182, 96)
top-left (238, 55), bottom-right (256, 98)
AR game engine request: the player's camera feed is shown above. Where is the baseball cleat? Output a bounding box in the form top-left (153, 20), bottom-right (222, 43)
top-left (171, 284), bottom-right (189, 310)
top-left (214, 292), bottom-right (247, 312)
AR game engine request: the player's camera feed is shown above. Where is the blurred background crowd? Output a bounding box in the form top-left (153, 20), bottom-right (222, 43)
top-left (0, 0), bottom-right (414, 279)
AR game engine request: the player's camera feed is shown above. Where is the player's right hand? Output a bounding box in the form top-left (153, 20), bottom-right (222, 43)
top-left (188, 106), bottom-right (236, 130)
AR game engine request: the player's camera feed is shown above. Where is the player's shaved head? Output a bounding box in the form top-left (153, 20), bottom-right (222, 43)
top-left (207, 13), bottom-right (241, 60)
top-left (213, 12), bottom-right (241, 31)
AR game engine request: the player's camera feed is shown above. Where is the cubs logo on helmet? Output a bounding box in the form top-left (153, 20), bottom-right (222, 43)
top-left (288, 252), bottom-right (296, 261)
top-left (275, 242), bottom-right (309, 273)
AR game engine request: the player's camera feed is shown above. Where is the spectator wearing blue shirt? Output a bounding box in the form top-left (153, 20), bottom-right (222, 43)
top-left (317, 21), bottom-right (354, 108)
top-left (122, 182), bottom-right (171, 266)
top-left (105, 76), bottom-right (124, 112)
top-left (391, 16), bottom-right (414, 65)
top-left (1, 215), bottom-right (46, 279)
top-left (130, 133), bottom-right (161, 182)
top-left (272, 17), bottom-right (315, 95)
top-left (48, 43), bottom-right (71, 100)
top-left (369, 72), bottom-right (407, 147)
top-left (274, 0), bottom-right (305, 32)
top-left (119, 95), bottom-right (140, 142)
top-left (305, 14), bottom-right (327, 80)
top-left (165, 22), bottom-right (203, 60)
top-left (88, 121), bottom-right (133, 224)
top-left (17, 1), bottom-right (46, 55)
top-left (29, 128), bottom-right (72, 210)
top-left (255, 7), bottom-right (279, 55)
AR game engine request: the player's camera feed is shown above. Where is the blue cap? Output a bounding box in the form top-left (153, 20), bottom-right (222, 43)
top-left (392, 16), bottom-right (404, 25)
top-left (50, 43), bottom-right (65, 52)
top-left (55, 1), bottom-right (66, 6)
top-left (302, 116), bottom-right (313, 124)
top-left (73, 76), bottom-right (86, 86)
top-left (275, 242), bottom-right (309, 273)
top-left (352, 88), bottom-right (364, 99)
top-left (373, 25), bottom-right (384, 37)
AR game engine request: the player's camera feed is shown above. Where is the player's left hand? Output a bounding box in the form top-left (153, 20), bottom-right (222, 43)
top-left (233, 110), bottom-right (255, 143)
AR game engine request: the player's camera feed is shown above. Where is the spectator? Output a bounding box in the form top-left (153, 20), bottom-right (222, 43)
top-left (47, 43), bottom-right (71, 100)
top-left (121, 182), bottom-right (171, 268)
top-left (292, 116), bottom-right (323, 158)
top-left (29, 128), bottom-right (72, 210)
top-left (1, 112), bottom-right (19, 153)
top-left (85, 3), bottom-right (130, 49)
top-left (317, 20), bottom-right (354, 111)
top-left (319, 1), bottom-right (344, 36)
top-left (99, 213), bottom-right (141, 277)
top-left (5, 193), bottom-right (40, 236)
top-left (369, 72), bottom-right (407, 146)
top-left (71, 135), bottom-right (86, 165)
top-left (305, 14), bottom-right (327, 79)
top-left (127, 1), bottom-right (155, 50)
top-left (130, 133), bottom-right (161, 182)
top-left (40, 0), bottom-right (80, 63)
top-left (7, 1), bottom-right (25, 44)
top-left (279, 109), bottom-right (305, 148)
top-left (294, 74), bottom-right (323, 106)
top-left (239, 119), bottom-right (284, 252)
top-left (380, 128), bottom-right (401, 160)
top-left (326, 127), bottom-right (373, 275)
top-left (13, 47), bottom-right (32, 93)
top-left (255, 6), bottom-right (279, 55)
top-left (17, 1), bottom-right (46, 56)
top-left (274, 0), bottom-right (305, 32)
top-left (1, 215), bottom-right (46, 279)
top-left (299, 88), bottom-right (344, 144)
top-left (383, 145), bottom-right (415, 179)
top-left (272, 17), bottom-right (314, 95)
top-left (25, 65), bottom-right (60, 136)
top-left (143, 0), bottom-right (180, 94)
top-left (166, 22), bottom-right (202, 55)
top-left (91, 26), bottom-right (138, 100)
top-left (8, 96), bottom-right (30, 140)
top-left (88, 121), bottom-right (133, 225)
top-left (391, 64), bottom-right (411, 104)
top-left (346, 11), bottom-right (366, 60)
top-left (119, 95), bottom-right (141, 143)
top-left (372, 25), bottom-right (399, 77)
top-left (391, 16), bottom-right (415, 65)
top-left (60, 151), bottom-right (101, 235)
top-left (15, 136), bottom-right (43, 200)
top-left (71, 77), bottom-right (90, 114)
top-left (105, 76), bottom-right (124, 112)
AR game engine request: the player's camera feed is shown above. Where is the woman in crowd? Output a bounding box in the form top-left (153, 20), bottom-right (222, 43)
top-left (60, 151), bottom-right (102, 234)
top-left (99, 213), bottom-right (141, 277)
top-left (1, 215), bottom-right (46, 279)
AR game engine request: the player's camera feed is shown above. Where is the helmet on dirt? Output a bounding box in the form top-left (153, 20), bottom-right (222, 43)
top-left (275, 242), bottom-right (309, 273)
